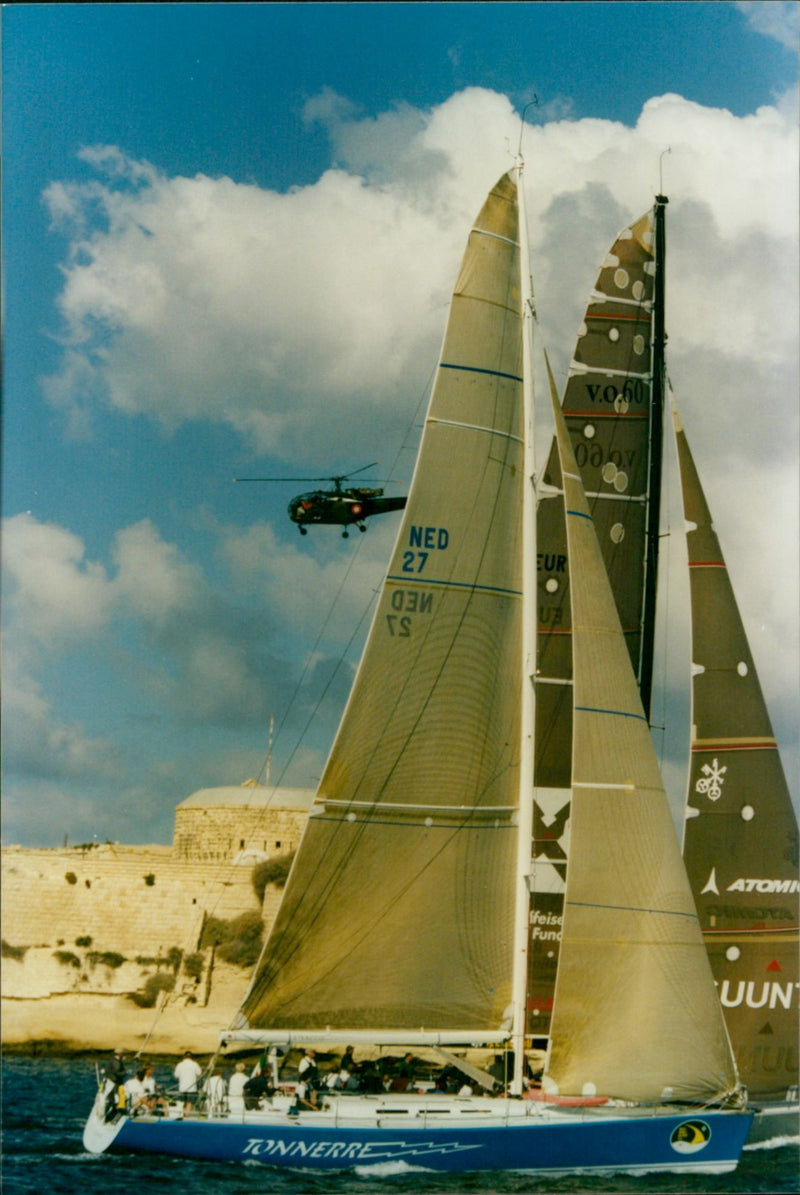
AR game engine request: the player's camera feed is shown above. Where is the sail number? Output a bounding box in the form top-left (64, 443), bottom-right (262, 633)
top-left (386, 589), bottom-right (434, 636)
top-left (574, 444), bottom-right (637, 469)
top-left (586, 380), bottom-right (647, 404)
top-left (401, 525), bottom-right (449, 574)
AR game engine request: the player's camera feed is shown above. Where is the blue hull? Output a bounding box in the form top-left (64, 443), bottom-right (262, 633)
top-left (105, 1108), bottom-right (752, 1175)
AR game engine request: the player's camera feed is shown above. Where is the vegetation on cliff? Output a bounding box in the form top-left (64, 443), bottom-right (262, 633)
top-left (251, 851), bottom-right (295, 902)
top-left (200, 909), bottom-right (263, 967)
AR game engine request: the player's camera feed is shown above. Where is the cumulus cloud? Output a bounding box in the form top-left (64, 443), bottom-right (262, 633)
top-left (2, 514), bottom-right (113, 643)
top-left (2, 649), bottom-right (121, 783)
top-left (2, 508), bottom-right (381, 738)
top-left (18, 87), bottom-right (800, 837)
top-left (736, 1), bottom-right (800, 51)
top-left (41, 90), bottom-right (796, 459)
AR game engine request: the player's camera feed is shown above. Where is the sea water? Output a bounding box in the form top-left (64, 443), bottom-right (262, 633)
top-left (1, 1056), bottom-right (797, 1195)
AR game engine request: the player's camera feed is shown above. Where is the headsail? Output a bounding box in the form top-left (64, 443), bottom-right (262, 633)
top-left (673, 400), bottom-right (799, 1101)
top-left (544, 361), bottom-right (739, 1103)
top-left (530, 206), bottom-right (662, 1033)
top-left (241, 174), bottom-right (525, 1033)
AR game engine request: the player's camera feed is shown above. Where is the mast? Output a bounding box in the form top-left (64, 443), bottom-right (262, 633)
top-left (510, 155), bottom-right (537, 1095)
top-left (639, 194), bottom-right (668, 718)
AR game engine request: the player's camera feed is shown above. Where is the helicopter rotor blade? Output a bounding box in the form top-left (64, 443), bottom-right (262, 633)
top-left (234, 463), bottom-right (385, 485)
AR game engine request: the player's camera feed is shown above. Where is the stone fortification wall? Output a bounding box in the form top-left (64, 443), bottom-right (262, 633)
top-left (1, 845), bottom-right (261, 998)
top-left (1, 786), bottom-right (311, 1050)
top-left (173, 804), bottom-right (309, 864)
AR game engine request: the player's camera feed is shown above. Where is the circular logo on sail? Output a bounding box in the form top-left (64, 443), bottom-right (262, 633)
top-left (670, 1119), bottom-right (711, 1154)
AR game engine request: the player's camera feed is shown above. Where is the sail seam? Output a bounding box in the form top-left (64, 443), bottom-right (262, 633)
top-left (566, 899), bottom-right (700, 921)
top-left (320, 800), bottom-right (517, 812)
top-left (312, 814), bottom-right (513, 829)
top-left (426, 416), bottom-right (524, 443)
top-left (385, 574), bottom-right (522, 597)
top-left (692, 739), bottom-right (777, 751)
top-left (573, 782), bottom-right (635, 791)
top-left (564, 410), bottom-right (648, 420)
top-left (703, 925), bottom-right (799, 935)
top-left (585, 312), bottom-right (648, 323)
top-left (574, 705), bottom-right (647, 722)
top-left (439, 362), bottom-right (523, 384)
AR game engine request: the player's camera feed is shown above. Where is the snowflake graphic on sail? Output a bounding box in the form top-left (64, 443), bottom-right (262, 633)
top-left (695, 758), bottom-right (727, 802)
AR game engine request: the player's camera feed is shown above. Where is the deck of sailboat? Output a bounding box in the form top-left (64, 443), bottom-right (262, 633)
top-left (127, 1090), bottom-right (740, 1127)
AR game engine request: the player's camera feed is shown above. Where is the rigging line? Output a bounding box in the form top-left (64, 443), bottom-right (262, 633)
top-left (259, 755), bottom-right (521, 1009)
top-left (180, 527), bottom-right (379, 990)
top-left (330, 286), bottom-right (524, 813)
top-left (250, 292), bottom-right (526, 993)
top-left (237, 585), bottom-right (381, 1000)
top-left (250, 347), bottom-right (431, 806)
top-left (256, 214), bottom-right (529, 993)
top-left (251, 416), bottom-right (523, 997)
top-left (228, 373), bottom-right (433, 966)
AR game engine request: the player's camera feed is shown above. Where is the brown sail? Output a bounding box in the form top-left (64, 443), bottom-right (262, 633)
top-left (673, 402), bottom-right (799, 1102)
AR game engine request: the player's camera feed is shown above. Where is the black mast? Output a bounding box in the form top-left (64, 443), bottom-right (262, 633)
top-left (639, 194), bottom-right (668, 720)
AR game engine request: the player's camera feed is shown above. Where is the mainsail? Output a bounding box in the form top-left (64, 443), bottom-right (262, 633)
top-left (673, 401), bottom-right (800, 1101)
top-left (530, 205), bottom-right (663, 1033)
top-left (544, 364), bottom-right (739, 1103)
top-left (241, 173), bottom-right (525, 1033)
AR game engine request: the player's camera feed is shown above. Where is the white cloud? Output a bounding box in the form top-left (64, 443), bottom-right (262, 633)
top-left (42, 90), bottom-right (796, 461)
top-left (1, 649), bottom-right (120, 783)
top-left (2, 513), bottom-right (113, 642)
top-left (25, 87), bottom-right (800, 813)
top-left (1, 510), bottom-right (367, 741)
top-left (113, 520), bottom-right (199, 625)
top-left (736, 1), bottom-right (800, 51)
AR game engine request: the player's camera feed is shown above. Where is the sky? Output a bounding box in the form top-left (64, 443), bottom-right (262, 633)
top-left (2, 2), bottom-right (798, 847)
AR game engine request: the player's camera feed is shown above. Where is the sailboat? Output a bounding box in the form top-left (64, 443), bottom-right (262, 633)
top-left (83, 166), bottom-right (754, 1175)
top-left (530, 194), bottom-right (799, 1143)
top-left (674, 404), bottom-right (799, 1139)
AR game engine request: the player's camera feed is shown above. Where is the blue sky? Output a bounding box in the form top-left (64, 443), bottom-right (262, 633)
top-left (3, 2), bottom-right (798, 846)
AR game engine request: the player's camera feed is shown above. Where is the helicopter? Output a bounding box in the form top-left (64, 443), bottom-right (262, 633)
top-left (235, 462), bottom-right (407, 537)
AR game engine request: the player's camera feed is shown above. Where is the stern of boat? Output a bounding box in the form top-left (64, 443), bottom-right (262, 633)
top-left (82, 1084), bottom-right (129, 1154)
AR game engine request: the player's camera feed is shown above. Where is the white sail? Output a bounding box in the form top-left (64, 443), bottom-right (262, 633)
top-left (241, 173), bottom-right (525, 1033)
top-left (544, 358), bottom-right (739, 1103)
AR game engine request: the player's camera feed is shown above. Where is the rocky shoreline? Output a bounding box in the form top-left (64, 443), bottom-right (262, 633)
top-left (1, 962), bottom-right (249, 1059)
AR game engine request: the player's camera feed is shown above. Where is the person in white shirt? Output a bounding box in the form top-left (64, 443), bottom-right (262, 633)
top-left (297, 1049), bottom-right (319, 1088)
top-left (124, 1070), bottom-right (148, 1115)
top-left (227, 1061), bottom-right (248, 1114)
top-left (204, 1068), bottom-right (227, 1117)
top-left (173, 1051), bottom-right (203, 1110)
